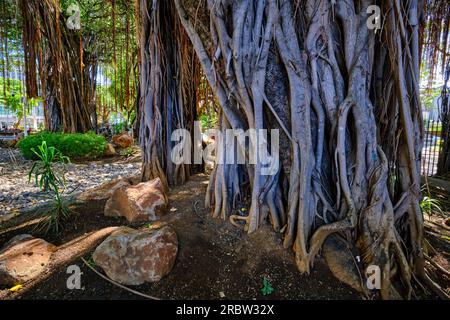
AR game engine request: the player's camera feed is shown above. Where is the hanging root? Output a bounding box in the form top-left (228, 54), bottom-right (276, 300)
top-left (230, 214), bottom-right (250, 231)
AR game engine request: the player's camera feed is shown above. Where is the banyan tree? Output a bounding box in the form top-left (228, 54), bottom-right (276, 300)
top-left (137, 0), bottom-right (202, 186)
top-left (137, 0), bottom-right (447, 299)
top-left (21, 0), bottom-right (98, 133)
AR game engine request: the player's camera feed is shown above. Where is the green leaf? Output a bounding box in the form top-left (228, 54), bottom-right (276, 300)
top-left (261, 277), bottom-right (274, 296)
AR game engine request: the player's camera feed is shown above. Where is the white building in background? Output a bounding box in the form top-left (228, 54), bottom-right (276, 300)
top-left (0, 104), bottom-right (45, 131)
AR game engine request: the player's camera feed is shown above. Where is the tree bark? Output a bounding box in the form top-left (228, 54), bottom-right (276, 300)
top-left (139, 0), bottom-right (436, 299)
top-left (137, 0), bottom-right (201, 186)
top-left (21, 0), bottom-right (97, 133)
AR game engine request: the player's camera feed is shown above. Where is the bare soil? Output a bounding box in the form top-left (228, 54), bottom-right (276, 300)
top-left (0, 173), bottom-right (448, 300)
top-left (0, 174), bottom-right (362, 300)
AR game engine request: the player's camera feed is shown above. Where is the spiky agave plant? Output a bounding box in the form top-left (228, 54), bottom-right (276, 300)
top-left (28, 141), bottom-right (71, 234)
top-left (28, 141), bottom-right (69, 191)
top-left (420, 196), bottom-right (444, 218)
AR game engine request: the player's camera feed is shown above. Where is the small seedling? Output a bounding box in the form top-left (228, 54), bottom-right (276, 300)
top-left (179, 239), bottom-right (185, 250)
top-left (145, 222), bottom-right (153, 229)
top-left (420, 195), bottom-right (444, 217)
top-left (261, 277), bottom-right (274, 296)
top-left (86, 255), bottom-right (96, 268)
top-left (120, 147), bottom-right (134, 158)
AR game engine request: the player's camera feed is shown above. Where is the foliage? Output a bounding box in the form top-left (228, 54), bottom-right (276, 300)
top-left (421, 86), bottom-right (442, 111)
top-left (145, 222), bottom-right (153, 229)
top-left (28, 141), bottom-right (69, 192)
top-left (199, 113), bottom-right (218, 130)
top-left (120, 146), bottom-right (134, 158)
top-left (420, 195), bottom-right (444, 217)
top-left (0, 78), bottom-right (23, 112)
top-left (198, 76), bottom-right (219, 130)
top-left (27, 141), bottom-right (71, 234)
top-left (86, 254), bottom-right (96, 268)
top-left (420, 67), bottom-right (443, 110)
top-left (35, 192), bottom-right (71, 235)
top-left (1, 0), bottom-right (139, 130)
top-left (18, 131), bottom-right (107, 160)
top-left (112, 121), bottom-right (128, 135)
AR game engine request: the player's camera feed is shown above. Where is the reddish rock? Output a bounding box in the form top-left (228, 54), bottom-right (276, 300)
top-left (104, 143), bottom-right (116, 157)
top-left (92, 226), bottom-right (178, 285)
top-left (78, 178), bottom-right (131, 202)
top-left (112, 133), bottom-right (133, 149)
top-left (104, 178), bottom-right (168, 222)
top-left (0, 234), bottom-right (56, 287)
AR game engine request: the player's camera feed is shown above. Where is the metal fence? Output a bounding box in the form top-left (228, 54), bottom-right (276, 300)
top-left (421, 116), bottom-right (442, 176)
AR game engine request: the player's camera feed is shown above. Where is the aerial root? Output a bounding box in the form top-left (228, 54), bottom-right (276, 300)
top-left (229, 214), bottom-right (250, 231)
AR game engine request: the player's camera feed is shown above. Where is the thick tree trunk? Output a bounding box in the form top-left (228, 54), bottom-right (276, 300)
top-left (137, 0), bottom-right (442, 299)
top-left (137, 0), bottom-right (200, 186)
top-left (173, 0), bottom-right (431, 299)
top-left (21, 0), bottom-right (97, 133)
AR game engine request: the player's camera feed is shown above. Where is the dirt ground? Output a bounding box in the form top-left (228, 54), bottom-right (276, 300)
top-left (0, 173), bottom-right (448, 300)
top-left (0, 174), bottom-right (362, 300)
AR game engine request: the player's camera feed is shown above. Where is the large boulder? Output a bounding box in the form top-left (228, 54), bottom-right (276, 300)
top-left (112, 133), bottom-right (133, 149)
top-left (0, 234), bottom-right (56, 287)
top-left (93, 226), bottom-right (178, 285)
top-left (104, 178), bottom-right (168, 222)
top-left (78, 178), bottom-right (131, 202)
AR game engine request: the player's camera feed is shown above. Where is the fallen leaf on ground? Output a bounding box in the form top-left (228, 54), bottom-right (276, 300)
top-left (9, 284), bottom-right (23, 292)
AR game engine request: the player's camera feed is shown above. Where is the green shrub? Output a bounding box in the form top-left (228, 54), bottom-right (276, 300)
top-left (18, 131), bottom-right (107, 160)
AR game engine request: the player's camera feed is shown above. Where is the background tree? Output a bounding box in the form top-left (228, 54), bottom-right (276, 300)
top-left (422, 0), bottom-right (450, 176)
top-left (20, 0), bottom-right (98, 133)
top-left (0, 0), bottom-right (31, 128)
top-left (0, 0), bottom-right (139, 133)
